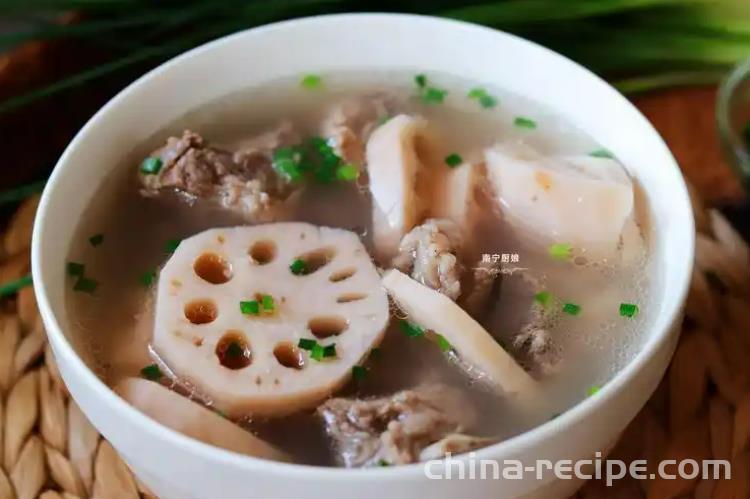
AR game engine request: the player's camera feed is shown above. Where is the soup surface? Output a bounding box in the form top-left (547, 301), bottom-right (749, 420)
top-left (65, 72), bottom-right (654, 467)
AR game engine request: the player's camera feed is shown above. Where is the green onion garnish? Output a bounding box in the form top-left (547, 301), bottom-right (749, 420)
top-left (140, 270), bottom-right (156, 287)
top-left (298, 338), bottom-right (317, 351)
top-left (444, 153), bottom-right (463, 168)
top-left (140, 364), bottom-right (163, 381)
top-left (300, 74), bottom-right (322, 89)
top-left (619, 303), bottom-right (639, 318)
top-left (548, 243), bottom-right (573, 261)
top-left (415, 74), bottom-right (427, 88)
top-left (74, 277), bottom-right (98, 294)
top-left (467, 87), bottom-right (486, 99)
top-left (587, 385), bottom-right (601, 397)
top-left (435, 334), bottom-right (452, 352)
top-left (0, 274), bottom-right (32, 298)
top-left (0, 180), bottom-right (45, 205)
top-left (352, 365), bottom-right (367, 381)
top-left (88, 234), bottom-right (104, 247)
top-left (67, 262), bottom-right (85, 277)
top-left (399, 320), bottom-right (425, 338)
top-left (140, 157), bottom-right (162, 175)
top-left (240, 300), bottom-right (260, 315)
top-left (514, 117), bottom-right (537, 129)
top-left (261, 294), bottom-right (275, 312)
top-left (290, 259), bottom-right (308, 276)
top-left (534, 291), bottom-right (553, 307)
top-left (562, 303), bottom-right (581, 316)
top-left (272, 147), bottom-right (304, 183)
top-left (589, 148), bottom-right (614, 159)
top-left (378, 459), bottom-right (390, 466)
top-left (421, 87), bottom-right (447, 104)
top-left (322, 344), bottom-right (337, 358)
top-left (467, 87), bottom-right (498, 109)
top-left (310, 343), bottom-right (325, 361)
top-left (335, 164), bottom-right (359, 181)
top-left (165, 239), bottom-right (181, 253)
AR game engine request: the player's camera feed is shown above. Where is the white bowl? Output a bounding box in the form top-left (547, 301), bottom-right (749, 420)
top-left (32, 13), bottom-right (694, 499)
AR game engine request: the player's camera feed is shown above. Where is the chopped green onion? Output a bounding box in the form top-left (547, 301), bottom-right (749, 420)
top-left (88, 234), bottom-right (104, 247)
top-left (589, 148), bottom-right (614, 159)
top-left (140, 157), bottom-right (162, 175)
top-left (444, 153), bottom-right (463, 168)
top-left (74, 277), bottom-right (98, 294)
top-left (378, 459), bottom-right (390, 466)
top-left (298, 338), bottom-right (317, 351)
top-left (435, 334), bottom-right (452, 352)
top-left (414, 74), bottom-right (427, 88)
top-left (226, 341), bottom-right (244, 358)
top-left (322, 344), bottom-right (337, 358)
top-left (300, 74), bottom-right (322, 89)
top-left (619, 303), bottom-right (640, 318)
top-left (548, 243), bottom-right (573, 261)
top-left (562, 302), bottom-right (582, 316)
top-left (587, 385), bottom-right (601, 397)
top-left (0, 274), bottom-right (32, 298)
top-left (261, 294), bottom-right (275, 312)
top-left (240, 300), bottom-right (260, 315)
top-left (467, 87), bottom-right (486, 99)
top-left (534, 291), bottom-right (553, 307)
top-left (514, 117), bottom-right (537, 129)
top-left (478, 94), bottom-right (498, 109)
top-left (399, 320), bottom-right (425, 338)
top-left (310, 343), bottom-right (325, 361)
top-left (0, 180), bottom-right (45, 205)
top-left (140, 270), bottom-right (156, 287)
top-left (140, 364), bottom-right (163, 381)
top-left (165, 239), bottom-right (181, 253)
top-left (336, 163), bottom-right (359, 181)
top-left (272, 147), bottom-right (303, 183)
top-left (290, 259), bottom-right (308, 276)
top-left (67, 262), bottom-right (85, 277)
top-left (352, 365), bottom-right (367, 381)
top-left (421, 87), bottom-right (447, 104)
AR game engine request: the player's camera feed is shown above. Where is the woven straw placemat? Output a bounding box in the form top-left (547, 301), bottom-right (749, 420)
top-left (0, 185), bottom-right (745, 499)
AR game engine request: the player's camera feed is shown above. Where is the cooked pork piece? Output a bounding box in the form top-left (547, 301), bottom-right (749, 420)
top-left (321, 94), bottom-right (394, 166)
top-left (139, 125), bottom-right (298, 220)
top-left (392, 218), bottom-right (463, 300)
top-left (461, 259), bottom-right (502, 317)
top-left (317, 385), bottom-right (474, 467)
top-left (512, 278), bottom-right (560, 374)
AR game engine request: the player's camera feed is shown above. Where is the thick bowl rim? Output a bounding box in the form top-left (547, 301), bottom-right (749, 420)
top-left (32, 12), bottom-right (694, 481)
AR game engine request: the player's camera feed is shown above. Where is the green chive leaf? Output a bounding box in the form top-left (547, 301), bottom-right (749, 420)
top-left (322, 344), bottom-right (337, 358)
top-left (300, 74), bottom-right (322, 89)
top-left (336, 163), bottom-right (359, 181)
top-left (240, 300), bottom-right (260, 315)
top-left (399, 320), bottom-right (425, 338)
top-left (67, 262), bottom-right (85, 277)
top-left (589, 148), bottom-right (614, 159)
top-left (548, 243), bottom-right (573, 261)
top-left (421, 87), bottom-right (447, 104)
top-left (88, 234), bottom-right (104, 247)
top-left (140, 364), bottom-right (163, 381)
top-left (467, 87), bottom-right (486, 99)
top-left (479, 94), bottom-right (498, 109)
top-left (290, 259), bottom-right (308, 276)
top-left (352, 365), bottom-right (367, 381)
top-left (272, 147), bottom-right (304, 183)
top-left (378, 459), bottom-right (390, 466)
top-left (619, 303), bottom-right (640, 318)
top-left (298, 338), bottom-right (317, 351)
top-left (435, 334), bottom-right (452, 352)
top-left (310, 343), bottom-right (325, 361)
top-left (414, 74), bottom-right (427, 88)
top-left (562, 302), bottom-right (582, 316)
top-left (0, 274), bottom-right (32, 298)
top-left (165, 239), bottom-right (181, 253)
top-left (261, 294), bottom-right (275, 312)
top-left (514, 117), bottom-right (537, 129)
top-left (74, 277), bottom-right (98, 294)
top-left (140, 157), bottom-right (162, 175)
top-left (444, 153), bottom-right (463, 168)
top-left (587, 385), bottom-right (601, 397)
top-left (534, 291), bottom-right (553, 307)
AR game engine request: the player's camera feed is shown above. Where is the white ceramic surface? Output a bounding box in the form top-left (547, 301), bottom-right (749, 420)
top-left (32, 13), bottom-right (694, 499)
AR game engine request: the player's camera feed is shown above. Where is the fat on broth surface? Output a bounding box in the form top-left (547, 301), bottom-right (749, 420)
top-left (65, 72), bottom-right (654, 466)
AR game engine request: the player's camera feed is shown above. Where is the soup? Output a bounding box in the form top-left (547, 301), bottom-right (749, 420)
top-left (65, 72), bottom-right (653, 467)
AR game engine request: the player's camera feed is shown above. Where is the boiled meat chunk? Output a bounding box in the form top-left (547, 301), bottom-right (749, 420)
top-left (381, 269), bottom-right (536, 397)
top-left (485, 143), bottom-right (636, 258)
top-left (366, 114), bottom-right (438, 263)
top-left (152, 223), bottom-right (389, 417)
top-left (114, 378), bottom-right (290, 461)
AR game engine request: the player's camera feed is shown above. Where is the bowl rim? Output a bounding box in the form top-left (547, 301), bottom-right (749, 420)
top-left (32, 12), bottom-right (695, 481)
